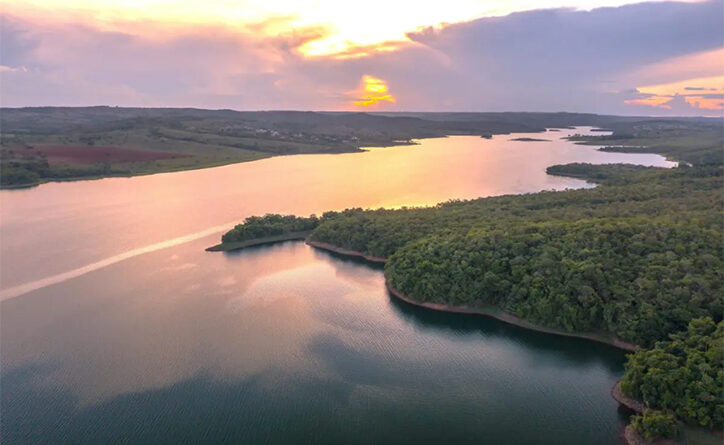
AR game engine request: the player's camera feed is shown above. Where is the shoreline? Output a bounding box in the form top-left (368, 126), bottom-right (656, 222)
top-left (206, 231), bottom-right (311, 252)
top-left (305, 240), bottom-right (387, 263)
top-left (2, 129), bottom-right (550, 190)
top-left (304, 241), bottom-right (637, 351)
top-left (385, 283), bottom-right (637, 352)
top-left (306, 240), bottom-right (636, 352)
top-left (611, 380), bottom-right (645, 413)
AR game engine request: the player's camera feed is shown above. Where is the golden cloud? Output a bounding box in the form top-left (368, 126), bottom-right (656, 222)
top-left (352, 75), bottom-right (396, 108)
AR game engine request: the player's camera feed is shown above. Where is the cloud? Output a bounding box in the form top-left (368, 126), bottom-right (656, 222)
top-left (0, 13), bottom-right (341, 108)
top-left (622, 75), bottom-right (724, 112)
top-left (0, 65), bottom-right (27, 72)
top-left (351, 75), bottom-right (396, 108)
top-left (1, 1), bottom-right (722, 115)
top-left (388, 0), bottom-right (723, 113)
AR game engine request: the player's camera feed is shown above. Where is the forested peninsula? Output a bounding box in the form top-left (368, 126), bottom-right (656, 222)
top-left (213, 121), bottom-right (723, 442)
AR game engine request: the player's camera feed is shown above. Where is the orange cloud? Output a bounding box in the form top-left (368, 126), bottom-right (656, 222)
top-left (352, 75), bottom-right (396, 108)
top-left (636, 75), bottom-right (724, 97)
top-left (624, 96), bottom-right (673, 109)
top-left (625, 75), bottom-right (724, 111)
top-left (684, 96), bottom-right (724, 110)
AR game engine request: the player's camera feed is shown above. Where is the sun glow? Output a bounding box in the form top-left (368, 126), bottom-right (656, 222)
top-left (352, 75), bottom-right (396, 108)
top-left (3, 0), bottom-right (699, 58)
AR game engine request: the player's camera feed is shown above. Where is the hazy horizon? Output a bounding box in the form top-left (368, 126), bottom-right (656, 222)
top-left (2, 105), bottom-right (721, 119)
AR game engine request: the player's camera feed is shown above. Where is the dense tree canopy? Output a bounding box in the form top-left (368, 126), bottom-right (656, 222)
top-left (621, 318), bottom-right (723, 430)
top-left (309, 165), bottom-right (721, 260)
top-left (384, 218), bottom-right (722, 346)
top-left (545, 162), bottom-right (654, 183)
top-left (221, 214), bottom-right (320, 243)
top-left (631, 409), bottom-right (679, 441)
top-left (307, 166), bottom-right (723, 346)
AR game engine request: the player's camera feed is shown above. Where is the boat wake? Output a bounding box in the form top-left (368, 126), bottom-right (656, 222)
top-left (0, 222), bottom-right (237, 302)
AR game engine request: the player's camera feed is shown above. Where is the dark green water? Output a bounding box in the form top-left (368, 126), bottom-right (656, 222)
top-left (2, 130), bottom-right (665, 444)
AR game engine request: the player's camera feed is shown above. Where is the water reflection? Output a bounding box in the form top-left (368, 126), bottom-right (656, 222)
top-left (386, 292), bottom-right (626, 373)
top-left (2, 240), bottom-right (628, 444)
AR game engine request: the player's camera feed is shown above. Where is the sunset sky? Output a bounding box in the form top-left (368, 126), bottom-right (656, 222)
top-left (1, 0), bottom-right (722, 115)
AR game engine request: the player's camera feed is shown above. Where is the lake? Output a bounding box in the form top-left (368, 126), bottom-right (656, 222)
top-left (1, 129), bottom-right (674, 444)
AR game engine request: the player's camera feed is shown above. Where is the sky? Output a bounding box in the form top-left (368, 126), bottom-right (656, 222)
top-left (1, 0), bottom-right (722, 115)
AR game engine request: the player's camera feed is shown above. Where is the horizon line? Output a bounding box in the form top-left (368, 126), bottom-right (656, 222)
top-left (1, 105), bottom-right (721, 119)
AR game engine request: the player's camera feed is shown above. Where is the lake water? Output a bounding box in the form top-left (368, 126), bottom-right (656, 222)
top-left (1, 129), bottom-right (674, 444)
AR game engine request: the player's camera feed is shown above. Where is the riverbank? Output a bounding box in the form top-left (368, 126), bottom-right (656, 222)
top-left (206, 231), bottom-right (312, 252)
top-left (305, 240), bottom-right (387, 263)
top-left (304, 241), bottom-right (637, 351)
top-left (611, 381), bottom-right (645, 413)
top-left (385, 283), bottom-right (637, 351)
top-left (612, 381), bottom-right (723, 445)
top-left (0, 156), bottom-right (272, 190)
top-left (623, 425), bottom-right (671, 445)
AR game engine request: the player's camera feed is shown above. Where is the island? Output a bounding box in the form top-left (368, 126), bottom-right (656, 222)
top-left (509, 137), bottom-right (550, 141)
top-left (212, 119), bottom-right (723, 443)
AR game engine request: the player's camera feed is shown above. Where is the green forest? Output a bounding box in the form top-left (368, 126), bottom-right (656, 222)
top-left (221, 214), bottom-right (320, 244)
top-left (622, 318), bottom-right (723, 438)
top-left (384, 216), bottom-right (721, 347)
top-left (307, 165), bottom-right (722, 346)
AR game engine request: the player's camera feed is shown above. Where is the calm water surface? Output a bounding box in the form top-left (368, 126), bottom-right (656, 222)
top-left (1, 129), bottom-right (672, 444)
